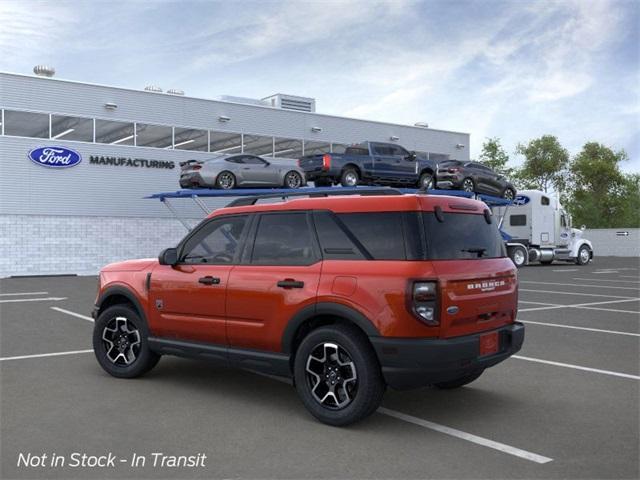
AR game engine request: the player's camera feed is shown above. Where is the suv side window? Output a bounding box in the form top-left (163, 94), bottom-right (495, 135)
top-left (181, 215), bottom-right (248, 264)
top-left (313, 211), bottom-right (366, 260)
top-left (337, 212), bottom-right (406, 260)
top-left (251, 213), bottom-right (318, 265)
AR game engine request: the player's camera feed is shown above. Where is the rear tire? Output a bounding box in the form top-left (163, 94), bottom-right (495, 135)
top-left (340, 168), bottom-right (359, 187)
top-left (216, 171), bottom-right (236, 189)
top-left (294, 324), bottom-right (384, 426)
top-left (507, 245), bottom-right (527, 268)
top-left (284, 170), bottom-right (303, 189)
top-left (434, 369), bottom-right (484, 389)
top-left (93, 305), bottom-right (160, 379)
top-left (461, 177), bottom-right (475, 193)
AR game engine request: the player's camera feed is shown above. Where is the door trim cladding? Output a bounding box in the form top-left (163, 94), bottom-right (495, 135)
top-left (281, 302), bottom-right (380, 354)
top-left (94, 285), bottom-right (148, 324)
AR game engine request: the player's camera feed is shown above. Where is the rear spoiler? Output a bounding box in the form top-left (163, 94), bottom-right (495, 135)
top-left (179, 159), bottom-right (201, 168)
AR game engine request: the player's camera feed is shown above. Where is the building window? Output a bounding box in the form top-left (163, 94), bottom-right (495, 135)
top-left (273, 137), bottom-right (303, 159)
top-left (243, 134), bottom-right (274, 156)
top-left (303, 141), bottom-right (331, 156)
top-left (135, 123), bottom-right (173, 148)
top-left (3, 110), bottom-right (49, 138)
top-left (173, 127), bottom-right (208, 151)
top-left (51, 114), bottom-right (93, 142)
top-left (331, 143), bottom-right (347, 154)
top-left (95, 119), bottom-right (135, 145)
top-left (210, 131), bottom-right (243, 154)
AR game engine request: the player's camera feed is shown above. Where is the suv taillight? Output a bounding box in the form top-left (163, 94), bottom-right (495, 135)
top-left (448, 167), bottom-right (460, 173)
top-left (322, 154), bottom-right (332, 171)
top-left (411, 281), bottom-right (439, 326)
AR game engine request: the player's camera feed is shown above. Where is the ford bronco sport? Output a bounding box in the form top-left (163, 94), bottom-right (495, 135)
top-left (92, 189), bottom-right (524, 426)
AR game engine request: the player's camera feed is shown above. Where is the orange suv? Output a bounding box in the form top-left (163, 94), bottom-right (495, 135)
top-left (92, 189), bottom-right (524, 425)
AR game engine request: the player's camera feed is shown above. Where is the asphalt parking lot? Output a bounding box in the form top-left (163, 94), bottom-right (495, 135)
top-left (1, 256), bottom-right (638, 479)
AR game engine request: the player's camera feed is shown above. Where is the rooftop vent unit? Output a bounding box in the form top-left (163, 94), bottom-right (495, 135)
top-left (414, 122), bottom-right (429, 128)
top-left (167, 89), bottom-right (184, 95)
top-left (33, 65), bottom-right (55, 77)
top-left (144, 85), bottom-right (163, 93)
top-left (262, 94), bottom-right (316, 113)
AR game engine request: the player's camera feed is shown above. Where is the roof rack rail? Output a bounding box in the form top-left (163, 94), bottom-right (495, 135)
top-left (225, 186), bottom-right (403, 207)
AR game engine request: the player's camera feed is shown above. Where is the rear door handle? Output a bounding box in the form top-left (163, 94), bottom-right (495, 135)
top-left (277, 279), bottom-right (304, 289)
top-left (198, 276), bottom-right (221, 285)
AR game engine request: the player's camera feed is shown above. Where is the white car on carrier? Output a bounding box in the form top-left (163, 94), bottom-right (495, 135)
top-left (493, 190), bottom-right (594, 267)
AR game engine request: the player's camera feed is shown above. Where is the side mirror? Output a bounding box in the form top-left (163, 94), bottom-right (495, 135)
top-left (159, 247), bottom-right (178, 266)
top-left (407, 151), bottom-right (417, 161)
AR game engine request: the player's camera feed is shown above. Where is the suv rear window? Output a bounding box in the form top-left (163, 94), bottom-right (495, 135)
top-left (422, 212), bottom-right (505, 260)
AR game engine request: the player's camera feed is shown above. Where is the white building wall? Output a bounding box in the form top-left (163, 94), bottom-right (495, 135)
top-left (583, 228), bottom-right (640, 257)
top-left (0, 215), bottom-right (189, 277)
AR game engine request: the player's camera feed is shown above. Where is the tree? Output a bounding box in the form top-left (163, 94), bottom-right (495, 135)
top-left (565, 142), bottom-right (638, 228)
top-left (479, 137), bottom-right (511, 175)
top-left (515, 135), bottom-right (569, 193)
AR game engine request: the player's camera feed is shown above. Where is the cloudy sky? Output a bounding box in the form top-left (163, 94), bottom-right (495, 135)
top-left (1, 0), bottom-right (638, 171)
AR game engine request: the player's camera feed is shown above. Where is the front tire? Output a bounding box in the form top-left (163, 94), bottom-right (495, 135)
top-left (216, 171), bottom-right (236, 189)
top-left (284, 170), bottom-right (303, 189)
top-left (93, 305), bottom-right (160, 378)
top-left (503, 188), bottom-right (516, 201)
top-left (294, 324), bottom-right (384, 426)
top-left (434, 369), bottom-right (484, 389)
top-left (576, 245), bottom-right (591, 265)
top-left (340, 168), bottom-right (359, 187)
top-left (418, 172), bottom-right (434, 190)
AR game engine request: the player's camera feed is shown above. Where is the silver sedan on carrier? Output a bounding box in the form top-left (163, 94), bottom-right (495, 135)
top-left (179, 154), bottom-right (307, 189)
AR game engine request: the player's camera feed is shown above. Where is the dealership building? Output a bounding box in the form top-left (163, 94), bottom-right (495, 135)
top-left (0, 69), bottom-right (470, 277)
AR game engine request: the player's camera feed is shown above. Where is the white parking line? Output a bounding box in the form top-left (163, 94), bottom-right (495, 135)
top-left (378, 408), bottom-right (553, 464)
top-left (0, 297), bottom-right (68, 304)
top-left (0, 291), bottom-right (49, 296)
top-left (519, 288), bottom-right (636, 299)
top-left (51, 307), bottom-right (94, 322)
top-left (573, 278), bottom-right (640, 284)
top-left (521, 281), bottom-right (639, 291)
top-left (621, 275), bottom-right (640, 279)
top-left (593, 271), bottom-right (619, 274)
top-left (520, 320), bottom-right (640, 337)
top-left (513, 356), bottom-right (640, 380)
top-left (0, 349), bottom-right (93, 362)
top-left (575, 306), bottom-right (640, 315)
top-left (518, 297), bottom-right (640, 313)
top-left (519, 300), bottom-right (562, 306)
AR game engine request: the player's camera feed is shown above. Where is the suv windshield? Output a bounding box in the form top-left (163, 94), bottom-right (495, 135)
top-left (423, 212), bottom-right (505, 260)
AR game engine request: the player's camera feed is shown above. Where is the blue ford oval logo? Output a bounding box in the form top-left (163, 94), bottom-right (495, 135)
top-left (28, 146), bottom-right (82, 168)
top-left (513, 195), bottom-right (530, 206)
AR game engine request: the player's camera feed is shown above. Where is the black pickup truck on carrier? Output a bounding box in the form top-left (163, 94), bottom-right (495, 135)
top-left (298, 141), bottom-right (437, 188)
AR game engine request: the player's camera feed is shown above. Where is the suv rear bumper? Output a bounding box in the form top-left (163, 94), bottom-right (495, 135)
top-left (370, 323), bottom-right (524, 390)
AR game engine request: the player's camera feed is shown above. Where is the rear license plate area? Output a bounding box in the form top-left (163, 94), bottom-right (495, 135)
top-left (479, 331), bottom-right (499, 356)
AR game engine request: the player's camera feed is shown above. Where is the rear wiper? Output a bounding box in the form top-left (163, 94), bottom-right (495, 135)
top-left (461, 247), bottom-right (487, 257)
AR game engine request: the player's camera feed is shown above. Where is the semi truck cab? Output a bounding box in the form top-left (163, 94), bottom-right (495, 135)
top-left (493, 190), bottom-right (594, 267)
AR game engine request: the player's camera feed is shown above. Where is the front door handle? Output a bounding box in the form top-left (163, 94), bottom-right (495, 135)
top-left (277, 279), bottom-right (304, 289)
top-left (198, 276), bottom-right (221, 285)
